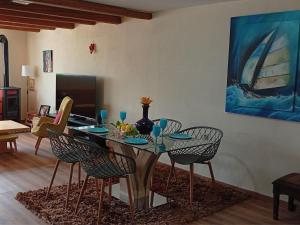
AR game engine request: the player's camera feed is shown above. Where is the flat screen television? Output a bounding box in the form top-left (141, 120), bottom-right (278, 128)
top-left (56, 74), bottom-right (96, 118)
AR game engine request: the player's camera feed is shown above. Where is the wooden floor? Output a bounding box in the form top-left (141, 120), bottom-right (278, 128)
top-left (0, 133), bottom-right (299, 225)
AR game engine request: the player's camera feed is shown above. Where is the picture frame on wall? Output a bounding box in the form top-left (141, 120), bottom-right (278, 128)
top-left (43, 50), bottom-right (53, 73)
top-left (226, 10), bottom-right (300, 122)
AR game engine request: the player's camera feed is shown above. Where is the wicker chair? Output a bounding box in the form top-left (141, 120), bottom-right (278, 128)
top-left (166, 126), bottom-right (223, 205)
top-left (152, 119), bottom-right (182, 134)
top-left (74, 138), bottom-right (136, 225)
top-left (46, 129), bottom-right (83, 208)
top-left (150, 119), bottom-right (182, 207)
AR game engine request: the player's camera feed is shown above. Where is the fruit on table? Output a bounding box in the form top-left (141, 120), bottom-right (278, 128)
top-left (116, 121), bottom-right (139, 136)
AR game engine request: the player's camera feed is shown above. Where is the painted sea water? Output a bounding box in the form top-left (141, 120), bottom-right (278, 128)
top-left (226, 85), bottom-right (300, 121)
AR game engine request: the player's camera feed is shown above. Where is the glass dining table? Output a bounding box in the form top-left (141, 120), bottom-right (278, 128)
top-left (69, 124), bottom-right (212, 210)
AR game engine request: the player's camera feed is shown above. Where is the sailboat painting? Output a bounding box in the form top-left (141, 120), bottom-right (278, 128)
top-left (226, 10), bottom-right (300, 122)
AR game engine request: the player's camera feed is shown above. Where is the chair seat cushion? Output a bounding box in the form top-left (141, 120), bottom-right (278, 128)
top-left (53, 111), bottom-right (62, 124)
top-left (31, 125), bottom-right (40, 134)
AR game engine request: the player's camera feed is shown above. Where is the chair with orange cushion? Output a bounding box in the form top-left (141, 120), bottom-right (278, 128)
top-left (31, 96), bottom-right (73, 155)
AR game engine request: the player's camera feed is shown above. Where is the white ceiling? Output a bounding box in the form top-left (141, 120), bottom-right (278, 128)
top-left (86, 0), bottom-right (240, 12)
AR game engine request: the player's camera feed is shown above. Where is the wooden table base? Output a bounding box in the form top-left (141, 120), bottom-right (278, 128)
top-left (107, 141), bottom-right (160, 210)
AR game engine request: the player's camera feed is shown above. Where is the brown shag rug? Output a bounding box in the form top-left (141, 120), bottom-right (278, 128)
top-left (16, 163), bottom-right (251, 225)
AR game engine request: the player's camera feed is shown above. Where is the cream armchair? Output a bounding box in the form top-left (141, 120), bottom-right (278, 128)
top-left (31, 96), bottom-right (73, 155)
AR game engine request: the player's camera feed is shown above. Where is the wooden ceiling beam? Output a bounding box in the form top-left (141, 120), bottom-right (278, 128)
top-left (0, 25), bottom-right (40, 32)
top-left (0, 8), bottom-right (96, 25)
top-left (23, 0), bottom-right (152, 20)
top-left (0, 21), bottom-right (55, 30)
top-left (0, 3), bottom-right (121, 24)
top-left (0, 14), bottom-right (74, 29)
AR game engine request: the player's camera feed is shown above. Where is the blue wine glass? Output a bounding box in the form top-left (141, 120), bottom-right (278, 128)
top-left (159, 118), bottom-right (168, 144)
top-left (152, 125), bottom-right (161, 147)
top-left (120, 111), bottom-right (126, 123)
top-left (100, 109), bottom-right (108, 127)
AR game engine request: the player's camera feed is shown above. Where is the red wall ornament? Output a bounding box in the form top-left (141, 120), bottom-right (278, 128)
top-left (89, 43), bottom-right (96, 54)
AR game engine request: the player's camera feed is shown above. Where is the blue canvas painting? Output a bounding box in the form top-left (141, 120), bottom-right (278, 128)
top-left (226, 10), bottom-right (300, 122)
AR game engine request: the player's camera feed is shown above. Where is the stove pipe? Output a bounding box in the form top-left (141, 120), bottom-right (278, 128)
top-left (0, 35), bottom-right (9, 87)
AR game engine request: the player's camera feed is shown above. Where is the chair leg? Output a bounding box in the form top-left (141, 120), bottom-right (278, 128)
top-left (150, 177), bottom-right (154, 207)
top-left (66, 163), bottom-right (75, 208)
top-left (173, 163), bottom-right (177, 182)
top-left (108, 178), bottom-right (112, 205)
top-left (95, 178), bottom-right (101, 199)
top-left (190, 163), bottom-right (194, 205)
top-left (78, 163), bottom-right (81, 189)
top-left (9, 142), bottom-right (13, 151)
top-left (46, 160), bottom-right (60, 199)
top-left (126, 176), bottom-right (135, 223)
top-left (97, 179), bottom-right (106, 225)
top-left (13, 140), bottom-right (17, 152)
top-left (75, 175), bottom-right (89, 214)
top-left (207, 161), bottom-right (215, 182)
top-left (166, 160), bottom-right (175, 192)
top-left (35, 137), bottom-right (43, 155)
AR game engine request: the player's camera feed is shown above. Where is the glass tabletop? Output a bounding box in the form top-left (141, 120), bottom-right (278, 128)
top-left (70, 124), bottom-right (213, 154)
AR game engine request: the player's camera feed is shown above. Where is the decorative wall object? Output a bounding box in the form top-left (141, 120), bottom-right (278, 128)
top-left (226, 10), bottom-right (300, 122)
top-left (43, 50), bottom-right (53, 72)
top-left (89, 43), bottom-right (96, 54)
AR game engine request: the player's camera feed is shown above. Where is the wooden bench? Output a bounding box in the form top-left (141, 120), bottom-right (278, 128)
top-left (0, 134), bottom-right (18, 153)
top-left (273, 173), bottom-right (300, 220)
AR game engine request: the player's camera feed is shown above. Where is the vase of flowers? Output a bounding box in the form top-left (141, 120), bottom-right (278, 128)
top-left (136, 97), bottom-right (154, 135)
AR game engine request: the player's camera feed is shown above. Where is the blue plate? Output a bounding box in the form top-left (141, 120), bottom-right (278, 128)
top-left (87, 127), bottom-right (109, 133)
top-left (124, 137), bottom-right (148, 145)
top-left (169, 133), bottom-right (192, 140)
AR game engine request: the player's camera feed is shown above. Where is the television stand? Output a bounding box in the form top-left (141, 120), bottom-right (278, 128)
top-left (48, 113), bottom-right (96, 127)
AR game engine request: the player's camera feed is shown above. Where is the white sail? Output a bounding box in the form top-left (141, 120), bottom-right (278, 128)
top-left (240, 31), bottom-right (275, 85)
top-left (254, 33), bottom-right (290, 90)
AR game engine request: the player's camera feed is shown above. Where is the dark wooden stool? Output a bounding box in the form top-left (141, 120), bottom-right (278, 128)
top-left (273, 173), bottom-right (300, 220)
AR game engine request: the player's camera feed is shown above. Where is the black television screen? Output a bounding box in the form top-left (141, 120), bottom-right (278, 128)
top-left (56, 74), bottom-right (96, 118)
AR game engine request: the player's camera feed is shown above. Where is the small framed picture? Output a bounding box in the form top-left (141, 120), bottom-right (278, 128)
top-left (43, 50), bottom-right (53, 73)
top-left (38, 105), bottom-right (51, 116)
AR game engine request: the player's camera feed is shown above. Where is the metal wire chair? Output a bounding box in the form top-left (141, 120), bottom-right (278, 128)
top-left (166, 126), bottom-right (223, 205)
top-left (74, 138), bottom-right (136, 225)
top-left (46, 129), bottom-right (83, 208)
top-left (153, 118), bottom-right (182, 134)
top-left (150, 119), bottom-right (182, 207)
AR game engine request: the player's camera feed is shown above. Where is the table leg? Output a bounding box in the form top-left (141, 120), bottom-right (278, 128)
top-left (288, 196), bottom-right (295, 211)
top-left (273, 192), bottom-right (280, 220)
top-left (107, 141), bottom-right (160, 210)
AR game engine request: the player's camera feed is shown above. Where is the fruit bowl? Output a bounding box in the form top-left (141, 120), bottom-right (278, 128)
top-left (115, 121), bottom-right (139, 137)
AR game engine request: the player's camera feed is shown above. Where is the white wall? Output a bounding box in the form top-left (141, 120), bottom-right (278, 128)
top-left (27, 0), bottom-right (300, 196)
top-left (0, 30), bottom-right (28, 119)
